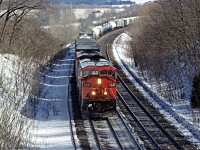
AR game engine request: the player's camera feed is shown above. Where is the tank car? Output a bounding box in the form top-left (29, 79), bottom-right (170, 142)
top-left (92, 25), bottom-right (104, 40)
top-left (92, 16), bottom-right (138, 39)
top-left (102, 22), bottom-right (111, 33)
top-left (75, 51), bottom-right (117, 118)
top-left (109, 21), bottom-right (117, 30)
top-left (92, 26), bottom-right (101, 40)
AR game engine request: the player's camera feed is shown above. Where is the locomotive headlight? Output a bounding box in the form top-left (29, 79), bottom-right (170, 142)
top-left (92, 91), bottom-right (96, 96)
top-left (104, 91), bottom-right (108, 95)
top-left (97, 78), bottom-right (102, 84)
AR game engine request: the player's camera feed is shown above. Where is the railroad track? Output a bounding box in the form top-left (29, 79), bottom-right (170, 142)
top-left (66, 49), bottom-right (77, 150)
top-left (89, 116), bottom-right (142, 150)
top-left (98, 29), bottom-right (198, 150)
top-left (65, 33), bottom-right (143, 149)
top-left (89, 118), bottom-right (121, 149)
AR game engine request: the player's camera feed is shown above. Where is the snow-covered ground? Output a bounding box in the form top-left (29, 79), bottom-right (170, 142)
top-left (28, 46), bottom-right (77, 149)
top-left (134, 0), bottom-right (154, 4)
top-left (112, 33), bottom-right (200, 148)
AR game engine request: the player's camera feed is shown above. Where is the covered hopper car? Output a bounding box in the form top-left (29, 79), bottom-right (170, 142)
top-left (92, 16), bottom-right (138, 40)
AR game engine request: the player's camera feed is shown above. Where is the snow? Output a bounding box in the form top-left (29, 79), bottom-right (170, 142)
top-left (0, 47), bottom-right (77, 149)
top-left (27, 47), bottom-right (77, 149)
top-left (0, 54), bottom-right (32, 106)
top-left (134, 0), bottom-right (154, 4)
top-left (112, 33), bottom-right (200, 148)
top-left (0, 54), bottom-right (35, 148)
top-left (0, 54), bottom-right (21, 88)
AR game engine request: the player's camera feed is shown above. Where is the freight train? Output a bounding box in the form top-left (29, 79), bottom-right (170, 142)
top-left (75, 16), bottom-right (137, 117)
top-left (75, 28), bottom-right (117, 118)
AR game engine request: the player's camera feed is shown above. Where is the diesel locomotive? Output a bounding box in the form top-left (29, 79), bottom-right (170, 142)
top-left (75, 29), bottom-right (117, 118)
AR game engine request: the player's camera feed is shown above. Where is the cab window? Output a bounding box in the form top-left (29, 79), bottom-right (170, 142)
top-left (100, 69), bottom-right (107, 76)
top-left (108, 70), bottom-right (115, 78)
top-left (83, 70), bottom-right (90, 77)
top-left (91, 70), bottom-right (98, 75)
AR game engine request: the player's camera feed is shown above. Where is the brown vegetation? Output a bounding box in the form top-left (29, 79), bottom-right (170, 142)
top-left (128, 0), bottom-right (200, 106)
top-left (47, 7), bottom-right (78, 43)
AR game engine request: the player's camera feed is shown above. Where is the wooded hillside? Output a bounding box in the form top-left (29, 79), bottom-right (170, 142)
top-left (128, 0), bottom-right (200, 107)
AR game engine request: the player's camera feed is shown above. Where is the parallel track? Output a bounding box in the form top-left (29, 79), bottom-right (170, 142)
top-left (66, 53), bottom-right (77, 150)
top-left (109, 111), bottom-right (143, 149)
top-left (89, 118), bottom-right (123, 149)
top-left (89, 116), bottom-right (141, 150)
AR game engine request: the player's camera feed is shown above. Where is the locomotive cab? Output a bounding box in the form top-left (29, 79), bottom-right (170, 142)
top-left (81, 66), bottom-right (116, 100)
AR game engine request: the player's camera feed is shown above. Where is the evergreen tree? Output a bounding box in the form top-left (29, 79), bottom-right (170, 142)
top-left (191, 73), bottom-right (200, 108)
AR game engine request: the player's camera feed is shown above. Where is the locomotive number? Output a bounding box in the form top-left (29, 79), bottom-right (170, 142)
top-left (83, 82), bottom-right (91, 87)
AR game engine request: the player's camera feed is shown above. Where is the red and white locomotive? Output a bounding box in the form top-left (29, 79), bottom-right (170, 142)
top-left (75, 29), bottom-right (117, 118)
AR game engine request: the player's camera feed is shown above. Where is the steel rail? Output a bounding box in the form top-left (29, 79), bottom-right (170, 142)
top-left (106, 33), bottom-right (118, 61)
top-left (117, 71), bottom-right (184, 150)
top-left (104, 32), bottom-right (154, 150)
top-left (105, 118), bottom-right (125, 150)
top-left (117, 91), bottom-right (161, 150)
top-left (89, 120), bottom-right (102, 150)
top-left (104, 31), bottom-right (184, 150)
top-left (67, 57), bottom-right (77, 150)
top-left (116, 109), bottom-right (144, 150)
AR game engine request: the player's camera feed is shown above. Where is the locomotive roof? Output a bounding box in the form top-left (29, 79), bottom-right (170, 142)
top-left (76, 44), bottom-right (100, 51)
top-left (76, 51), bottom-right (103, 59)
top-left (79, 57), bottom-right (114, 69)
top-left (75, 38), bottom-right (100, 51)
top-left (75, 38), bottom-right (96, 44)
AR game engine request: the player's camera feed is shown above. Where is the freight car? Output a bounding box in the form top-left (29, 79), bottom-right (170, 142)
top-left (75, 38), bottom-right (100, 52)
top-left (92, 16), bottom-right (138, 39)
top-left (74, 16), bottom-right (138, 117)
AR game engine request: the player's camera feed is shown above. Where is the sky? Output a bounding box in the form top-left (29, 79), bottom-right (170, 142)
top-left (134, 0), bottom-right (153, 4)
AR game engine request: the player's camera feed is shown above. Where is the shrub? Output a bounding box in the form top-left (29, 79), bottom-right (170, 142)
top-left (191, 73), bottom-right (200, 108)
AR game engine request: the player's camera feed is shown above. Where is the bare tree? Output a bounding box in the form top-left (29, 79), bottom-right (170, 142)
top-left (48, 7), bottom-right (78, 43)
top-left (0, 0), bottom-right (44, 43)
top-left (128, 0), bottom-right (200, 103)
